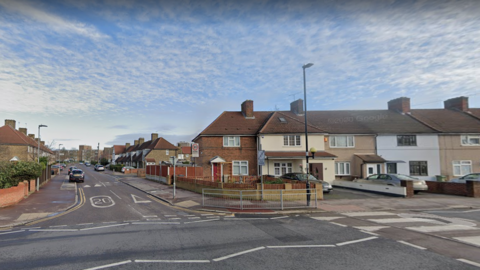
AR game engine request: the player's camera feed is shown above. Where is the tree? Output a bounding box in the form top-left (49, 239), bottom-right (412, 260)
top-left (100, 158), bottom-right (109, 166)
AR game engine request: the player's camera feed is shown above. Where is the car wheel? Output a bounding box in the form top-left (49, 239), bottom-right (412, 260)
top-left (414, 191), bottom-right (420, 194)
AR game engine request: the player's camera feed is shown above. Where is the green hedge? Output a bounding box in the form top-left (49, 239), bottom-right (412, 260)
top-left (110, 164), bottom-right (124, 172)
top-left (0, 161), bottom-right (43, 189)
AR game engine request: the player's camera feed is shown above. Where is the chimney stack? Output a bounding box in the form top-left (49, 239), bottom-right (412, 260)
top-left (19, 128), bottom-right (27, 135)
top-left (4, 119), bottom-right (16, 129)
top-left (151, 133), bottom-right (158, 141)
top-left (444, 96), bottom-right (469, 112)
top-left (388, 97), bottom-right (410, 114)
top-left (134, 140), bottom-right (139, 146)
top-left (290, 99), bottom-right (304, 115)
top-left (28, 134), bottom-right (35, 140)
top-left (41, 141), bottom-right (45, 146)
top-left (125, 143), bottom-right (131, 149)
top-left (241, 100), bottom-right (254, 119)
top-left (139, 137), bottom-right (145, 145)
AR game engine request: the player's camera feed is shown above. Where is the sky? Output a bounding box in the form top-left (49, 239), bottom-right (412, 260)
top-left (1, 0), bottom-right (480, 150)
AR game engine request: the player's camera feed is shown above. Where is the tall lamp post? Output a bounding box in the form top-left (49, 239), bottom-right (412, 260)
top-left (302, 63), bottom-right (315, 206)
top-left (58, 144), bottom-right (63, 164)
top-left (37, 124), bottom-right (47, 191)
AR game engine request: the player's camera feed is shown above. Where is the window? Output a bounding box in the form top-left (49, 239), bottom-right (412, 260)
top-left (186, 154), bottom-right (189, 158)
top-left (223, 136), bottom-right (240, 147)
top-left (386, 163), bottom-right (397, 174)
top-left (397, 135), bottom-right (417, 146)
top-left (461, 135), bottom-right (480, 146)
top-left (274, 162), bottom-right (293, 176)
top-left (335, 162), bottom-right (350, 175)
top-left (330, 136), bottom-right (354, 148)
top-left (166, 150), bottom-right (169, 155)
top-left (233, 161), bottom-right (248, 175)
top-left (283, 135), bottom-right (301, 146)
top-left (410, 161), bottom-right (428, 176)
top-left (453, 160), bottom-right (472, 176)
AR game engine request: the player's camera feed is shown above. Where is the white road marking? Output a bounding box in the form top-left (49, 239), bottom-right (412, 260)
top-left (343, 212), bottom-right (395, 217)
top-left (80, 223), bottom-right (129, 231)
top-left (143, 215), bottom-right (158, 218)
top-left (132, 222), bottom-right (181, 225)
top-left (131, 194), bottom-right (151, 204)
top-left (360, 231), bottom-right (379, 236)
top-left (463, 209), bottom-right (480, 213)
top-left (311, 217), bottom-right (342, 221)
top-left (123, 220), bottom-right (139, 222)
top-left (164, 215), bottom-right (177, 217)
top-left (453, 236), bottom-right (480, 246)
top-left (0, 230), bottom-right (25, 235)
top-left (100, 182), bottom-right (106, 187)
top-left (201, 214), bottom-right (214, 216)
top-left (336, 236), bottom-right (378, 246)
top-left (184, 219), bottom-right (220, 224)
top-left (206, 216), bottom-right (219, 219)
top-left (135, 260), bottom-right (210, 263)
top-left (147, 219), bottom-right (162, 221)
top-left (185, 215), bottom-right (196, 217)
top-left (77, 223), bottom-right (93, 226)
top-left (398, 240), bottom-right (427, 250)
top-left (109, 190), bottom-right (121, 199)
top-left (406, 225), bottom-right (478, 233)
top-left (330, 222), bottom-right (347, 227)
top-left (188, 217), bottom-right (201, 219)
top-left (270, 216), bottom-right (288, 220)
top-left (49, 225), bottom-right (67, 228)
top-left (458, 259), bottom-right (480, 268)
top-left (90, 196), bottom-right (115, 208)
top-left (83, 260), bottom-right (132, 270)
top-left (168, 218), bottom-right (181, 220)
top-left (267, 245), bottom-right (336, 248)
top-left (225, 218), bottom-right (269, 220)
top-left (29, 229), bottom-right (78, 232)
top-left (83, 185), bottom-right (91, 188)
top-left (94, 184), bottom-right (102, 187)
top-left (353, 226), bottom-right (390, 232)
top-left (213, 247), bottom-right (265, 262)
top-left (368, 218), bottom-right (445, 224)
top-left (102, 221), bottom-right (117, 224)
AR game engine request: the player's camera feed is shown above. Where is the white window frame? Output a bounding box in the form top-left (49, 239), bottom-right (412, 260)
top-left (166, 150), bottom-right (169, 155)
top-left (233, 160), bottom-right (248, 175)
top-left (461, 135), bottom-right (480, 146)
top-left (283, 135), bottom-right (301, 146)
top-left (223, 136), bottom-right (240, 147)
top-left (453, 160), bottom-right (472, 176)
top-left (335, 162), bottom-right (351, 175)
top-left (330, 135), bottom-right (355, 148)
top-left (274, 162), bottom-right (293, 176)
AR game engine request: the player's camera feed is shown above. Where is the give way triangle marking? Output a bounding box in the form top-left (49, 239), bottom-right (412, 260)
top-left (131, 194), bottom-right (151, 204)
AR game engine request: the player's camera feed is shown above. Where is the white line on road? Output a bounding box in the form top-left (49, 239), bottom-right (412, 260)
top-left (270, 216), bottom-right (288, 220)
top-left (102, 221), bottom-right (117, 224)
top-left (224, 218), bottom-right (269, 220)
top-left (164, 215), bottom-right (177, 217)
top-left (83, 260), bottom-right (132, 270)
top-left (457, 259), bottom-right (480, 268)
top-left (77, 223), bottom-right (93, 226)
top-left (342, 211), bottom-right (395, 217)
top-left (135, 259), bottom-right (210, 263)
top-left (29, 229), bottom-right (78, 232)
top-left (311, 217), bottom-right (342, 221)
top-left (0, 230), bottom-right (25, 235)
top-left (109, 190), bottom-right (121, 199)
top-left (143, 215), bottom-right (158, 218)
top-left (463, 209), bottom-right (480, 213)
top-left (132, 222), bottom-right (181, 225)
top-left (267, 245), bottom-right (336, 248)
top-left (184, 219), bottom-right (220, 224)
top-left (330, 222), bottom-right (348, 227)
top-left (168, 218), bottom-right (181, 220)
top-left (188, 217), bottom-right (201, 219)
top-left (406, 225), bottom-right (478, 233)
top-left (201, 214), bottom-right (214, 216)
top-left (80, 223), bottom-right (129, 231)
top-left (360, 231), bottom-right (379, 236)
top-left (213, 247), bottom-right (265, 262)
top-left (397, 241), bottom-right (427, 250)
top-left (49, 225), bottom-right (67, 228)
top-left (336, 236), bottom-right (378, 247)
top-left (206, 216), bottom-right (219, 219)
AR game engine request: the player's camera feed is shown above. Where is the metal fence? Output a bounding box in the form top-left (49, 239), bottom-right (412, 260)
top-left (202, 189), bottom-right (317, 210)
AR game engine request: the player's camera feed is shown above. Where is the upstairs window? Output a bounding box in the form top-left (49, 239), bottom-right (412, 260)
top-left (223, 136), bottom-right (240, 147)
top-left (461, 135), bottom-right (480, 146)
top-left (283, 135), bottom-right (301, 146)
top-left (397, 135), bottom-right (417, 146)
top-left (330, 135), bottom-right (354, 148)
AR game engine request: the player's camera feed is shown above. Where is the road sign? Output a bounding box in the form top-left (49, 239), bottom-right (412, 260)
top-left (192, 143), bottom-right (199, 157)
top-left (257, 150), bottom-right (265, 166)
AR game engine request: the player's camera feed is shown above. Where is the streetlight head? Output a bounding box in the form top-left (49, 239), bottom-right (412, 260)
top-left (303, 63), bottom-right (314, 69)
top-left (39, 124), bottom-right (47, 128)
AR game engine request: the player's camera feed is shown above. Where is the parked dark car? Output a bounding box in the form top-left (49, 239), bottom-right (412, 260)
top-left (280, 173), bottom-right (333, 193)
top-left (69, 169), bottom-right (85, 182)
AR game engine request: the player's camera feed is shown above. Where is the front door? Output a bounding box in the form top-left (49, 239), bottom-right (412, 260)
top-left (310, 163), bottom-right (324, 180)
top-left (366, 164), bottom-right (379, 177)
top-left (213, 163), bottom-right (219, 181)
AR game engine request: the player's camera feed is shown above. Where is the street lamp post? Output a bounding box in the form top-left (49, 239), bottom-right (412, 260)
top-left (58, 144), bottom-right (63, 164)
top-left (37, 124), bottom-right (47, 191)
top-left (302, 63), bottom-right (314, 206)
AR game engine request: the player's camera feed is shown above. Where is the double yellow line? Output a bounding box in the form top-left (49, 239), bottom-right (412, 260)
top-left (25, 188), bottom-right (86, 226)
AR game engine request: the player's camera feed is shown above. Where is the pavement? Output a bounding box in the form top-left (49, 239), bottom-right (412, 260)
top-left (0, 171), bottom-right (76, 228)
top-left (2, 169), bottom-right (480, 228)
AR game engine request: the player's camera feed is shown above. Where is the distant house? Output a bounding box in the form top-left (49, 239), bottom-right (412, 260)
top-left (0, 119), bottom-right (54, 162)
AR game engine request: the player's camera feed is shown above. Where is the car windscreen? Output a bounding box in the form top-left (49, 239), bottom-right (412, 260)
top-left (395, 174), bottom-right (418, 180)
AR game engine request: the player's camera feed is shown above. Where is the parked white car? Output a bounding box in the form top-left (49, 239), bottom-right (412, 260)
top-left (94, 165), bottom-right (105, 171)
top-left (450, 173), bottom-right (480, 183)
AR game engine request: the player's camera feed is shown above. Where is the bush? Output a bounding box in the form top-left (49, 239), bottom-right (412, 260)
top-left (110, 164), bottom-right (124, 172)
top-left (264, 179), bottom-right (285, 184)
top-left (0, 161), bottom-right (43, 189)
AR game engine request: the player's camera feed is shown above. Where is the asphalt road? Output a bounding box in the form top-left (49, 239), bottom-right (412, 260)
top-left (0, 165), bottom-right (478, 270)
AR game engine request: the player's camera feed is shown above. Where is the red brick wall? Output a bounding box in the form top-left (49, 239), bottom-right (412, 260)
top-left (195, 136), bottom-right (258, 177)
top-left (29, 179), bottom-right (36, 193)
top-left (0, 182), bottom-right (27, 208)
top-left (400, 180), bottom-right (414, 198)
top-left (466, 181), bottom-right (480, 198)
top-left (426, 181), bottom-right (467, 196)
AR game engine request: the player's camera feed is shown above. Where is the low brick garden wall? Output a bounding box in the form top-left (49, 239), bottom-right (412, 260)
top-left (426, 181), bottom-right (467, 196)
top-left (0, 181), bottom-right (33, 208)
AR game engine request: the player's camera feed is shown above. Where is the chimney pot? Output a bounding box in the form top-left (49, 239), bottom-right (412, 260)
top-left (125, 143), bottom-right (131, 149)
top-left (139, 137), bottom-right (145, 145)
top-left (241, 100), bottom-right (254, 119)
top-left (388, 97), bottom-right (410, 114)
top-left (151, 133), bottom-right (158, 141)
top-left (28, 134), bottom-right (35, 140)
top-left (444, 96), bottom-right (469, 111)
top-left (19, 128), bottom-right (27, 135)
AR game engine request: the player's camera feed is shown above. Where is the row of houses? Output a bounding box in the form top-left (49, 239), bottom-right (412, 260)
top-left (192, 96), bottom-right (480, 183)
top-left (111, 134), bottom-right (193, 168)
top-left (0, 120), bottom-right (55, 162)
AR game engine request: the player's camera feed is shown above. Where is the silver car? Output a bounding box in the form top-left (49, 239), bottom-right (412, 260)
top-left (450, 173), bottom-right (480, 183)
top-left (353, 174), bottom-right (428, 194)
